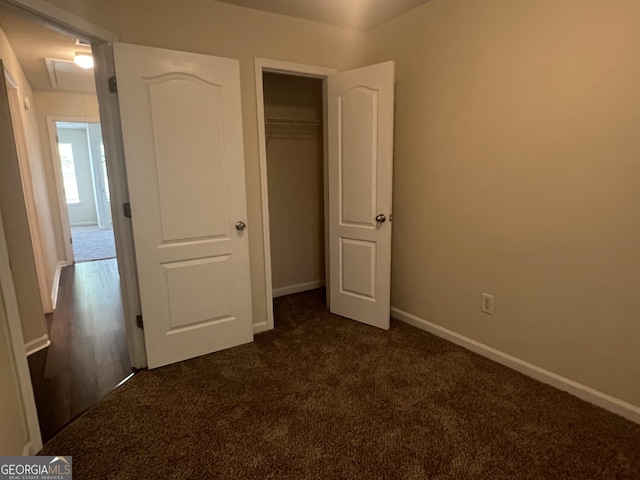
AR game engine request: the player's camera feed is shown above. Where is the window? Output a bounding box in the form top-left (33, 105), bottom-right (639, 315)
top-left (58, 143), bottom-right (80, 204)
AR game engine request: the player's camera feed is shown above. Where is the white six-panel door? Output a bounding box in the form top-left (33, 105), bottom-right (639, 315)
top-left (328, 62), bottom-right (395, 330)
top-left (113, 43), bottom-right (253, 368)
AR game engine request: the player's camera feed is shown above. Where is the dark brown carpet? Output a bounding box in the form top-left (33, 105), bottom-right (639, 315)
top-left (40, 289), bottom-right (640, 479)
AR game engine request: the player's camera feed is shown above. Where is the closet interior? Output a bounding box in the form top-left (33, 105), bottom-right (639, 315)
top-left (263, 72), bottom-right (326, 301)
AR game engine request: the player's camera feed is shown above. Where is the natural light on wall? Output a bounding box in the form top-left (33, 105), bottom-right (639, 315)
top-left (58, 143), bottom-right (80, 203)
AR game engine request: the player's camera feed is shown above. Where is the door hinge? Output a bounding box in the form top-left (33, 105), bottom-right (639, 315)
top-left (123, 202), bottom-right (132, 218)
top-left (136, 315), bottom-right (144, 329)
top-left (108, 76), bottom-right (117, 93)
top-left (69, 237), bottom-right (73, 244)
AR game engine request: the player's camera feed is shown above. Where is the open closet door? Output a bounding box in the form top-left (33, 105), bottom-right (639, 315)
top-left (113, 43), bottom-right (253, 368)
top-left (328, 61), bottom-right (394, 330)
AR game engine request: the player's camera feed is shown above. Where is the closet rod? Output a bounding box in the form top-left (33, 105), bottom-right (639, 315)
top-left (265, 117), bottom-right (321, 128)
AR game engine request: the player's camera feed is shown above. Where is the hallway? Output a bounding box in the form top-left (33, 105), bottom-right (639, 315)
top-left (28, 259), bottom-right (132, 442)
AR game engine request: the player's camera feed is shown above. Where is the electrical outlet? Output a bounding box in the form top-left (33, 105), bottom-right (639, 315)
top-left (481, 293), bottom-right (494, 315)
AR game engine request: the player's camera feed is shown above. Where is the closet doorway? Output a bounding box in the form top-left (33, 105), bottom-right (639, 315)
top-left (256, 60), bottom-right (337, 331)
top-left (264, 73), bottom-right (325, 297)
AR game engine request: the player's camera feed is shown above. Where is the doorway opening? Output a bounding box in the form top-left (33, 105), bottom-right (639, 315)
top-left (0, 2), bottom-right (136, 445)
top-left (53, 120), bottom-right (116, 263)
top-left (255, 60), bottom-right (336, 332)
top-left (257, 59), bottom-right (395, 334)
top-left (264, 73), bottom-right (325, 299)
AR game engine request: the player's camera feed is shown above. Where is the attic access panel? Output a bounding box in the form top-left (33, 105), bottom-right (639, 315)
top-left (45, 58), bottom-right (96, 93)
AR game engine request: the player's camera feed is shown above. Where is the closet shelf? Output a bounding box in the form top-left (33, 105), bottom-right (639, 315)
top-left (264, 117), bottom-right (321, 144)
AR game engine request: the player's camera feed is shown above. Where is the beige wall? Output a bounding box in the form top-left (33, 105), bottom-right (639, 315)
top-left (264, 73), bottom-right (324, 291)
top-left (45, 0), bottom-right (367, 326)
top-left (33, 91), bottom-right (100, 259)
top-left (0, 26), bottom-right (49, 344)
top-left (0, 290), bottom-right (29, 455)
top-left (366, 0), bottom-right (640, 407)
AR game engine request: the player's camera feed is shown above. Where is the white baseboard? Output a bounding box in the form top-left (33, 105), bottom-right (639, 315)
top-left (391, 307), bottom-right (640, 425)
top-left (70, 221), bottom-right (98, 226)
top-left (50, 261), bottom-right (65, 310)
top-left (273, 280), bottom-right (324, 298)
top-left (253, 321), bottom-right (270, 335)
top-left (25, 333), bottom-right (51, 356)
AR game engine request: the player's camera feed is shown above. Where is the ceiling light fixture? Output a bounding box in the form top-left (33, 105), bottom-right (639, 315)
top-left (74, 52), bottom-right (94, 69)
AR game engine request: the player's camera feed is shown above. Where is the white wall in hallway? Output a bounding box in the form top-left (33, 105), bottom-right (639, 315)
top-left (58, 127), bottom-right (98, 226)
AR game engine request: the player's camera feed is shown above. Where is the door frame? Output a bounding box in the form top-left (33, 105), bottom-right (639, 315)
top-left (47, 116), bottom-right (101, 264)
top-left (91, 42), bottom-right (147, 369)
top-left (0, 205), bottom-right (42, 454)
top-left (0, 63), bottom-right (43, 455)
top-left (254, 58), bottom-right (336, 333)
top-left (0, 0), bottom-right (146, 452)
top-left (3, 68), bottom-right (53, 314)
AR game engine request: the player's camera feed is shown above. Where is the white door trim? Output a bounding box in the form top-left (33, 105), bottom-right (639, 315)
top-left (254, 58), bottom-right (336, 333)
top-left (92, 43), bottom-right (147, 369)
top-left (3, 68), bottom-right (53, 314)
top-left (0, 189), bottom-right (43, 453)
top-left (47, 115), bottom-right (101, 265)
top-left (0, 69), bottom-right (43, 454)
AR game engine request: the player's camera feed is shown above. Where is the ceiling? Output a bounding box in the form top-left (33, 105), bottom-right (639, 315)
top-left (215, 0), bottom-right (431, 30)
top-left (0, 0), bottom-right (431, 94)
top-left (0, 5), bottom-right (95, 94)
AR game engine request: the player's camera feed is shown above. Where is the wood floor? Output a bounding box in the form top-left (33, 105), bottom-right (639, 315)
top-left (28, 258), bottom-right (132, 443)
